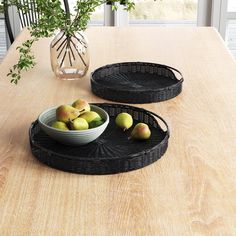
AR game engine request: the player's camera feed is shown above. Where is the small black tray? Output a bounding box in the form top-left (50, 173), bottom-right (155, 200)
top-left (91, 62), bottom-right (183, 104)
top-left (29, 103), bottom-right (169, 175)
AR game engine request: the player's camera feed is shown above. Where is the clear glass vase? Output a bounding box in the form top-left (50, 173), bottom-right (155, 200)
top-left (50, 30), bottom-right (90, 80)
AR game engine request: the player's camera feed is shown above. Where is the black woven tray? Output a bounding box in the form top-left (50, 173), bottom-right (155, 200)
top-left (91, 62), bottom-right (183, 104)
top-left (29, 103), bottom-right (169, 175)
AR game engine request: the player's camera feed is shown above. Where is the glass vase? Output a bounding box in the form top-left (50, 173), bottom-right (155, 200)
top-left (50, 30), bottom-right (90, 80)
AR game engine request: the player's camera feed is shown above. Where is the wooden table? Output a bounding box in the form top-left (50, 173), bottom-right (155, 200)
top-left (1, 27), bottom-right (236, 235)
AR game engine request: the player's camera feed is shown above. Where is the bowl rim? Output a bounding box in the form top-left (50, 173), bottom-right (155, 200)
top-left (38, 104), bottom-right (109, 133)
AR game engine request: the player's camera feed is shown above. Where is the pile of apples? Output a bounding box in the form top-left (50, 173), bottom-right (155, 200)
top-left (51, 99), bottom-right (104, 131)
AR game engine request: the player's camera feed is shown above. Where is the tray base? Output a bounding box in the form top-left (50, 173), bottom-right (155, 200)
top-left (29, 103), bottom-right (169, 174)
top-left (91, 62), bottom-right (183, 104)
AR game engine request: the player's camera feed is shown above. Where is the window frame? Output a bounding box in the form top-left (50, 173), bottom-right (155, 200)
top-left (115, 0), bottom-right (212, 27)
top-left (211, 0), bottom-right (228, 38)
top-left (4, 1), bottom-right (233, 46)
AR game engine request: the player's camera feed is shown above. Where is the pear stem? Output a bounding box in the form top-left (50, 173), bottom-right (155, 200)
top-left (79, 108), bottom-right (85, 113)
top-left (70, 109), bottom-right (86, 122)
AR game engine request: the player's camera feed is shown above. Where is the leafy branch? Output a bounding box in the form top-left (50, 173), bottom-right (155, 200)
top-left (0, 3), bottom-right (3, 12)
top-left (7, 39), bottom-right (36, 84)
top-left (2, 0), bottom-right (135, 84)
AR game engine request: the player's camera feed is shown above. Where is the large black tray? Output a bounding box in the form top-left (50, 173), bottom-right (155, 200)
top-left (91, 62), bottom-right (183, 104)
top-left (29, 103), bottom-right (169, 175)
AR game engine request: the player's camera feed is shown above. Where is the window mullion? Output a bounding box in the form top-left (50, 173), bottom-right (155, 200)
top-left (197, 0), bottom-right (212, 26)
top-left (211, 0), bottom-right (222, 30)
top-left (104, 3), bottom-right (114, 26)
top-left (211, 0), bottom-right (228, 39)
top-left (114, 3), bottom-right (129, 26)
top-left (219, 0), bottom-right (228, 39)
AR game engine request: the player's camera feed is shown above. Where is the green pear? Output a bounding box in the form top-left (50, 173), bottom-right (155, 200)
top-left (80, 111), bottom-right (101, 123)
top-left (72, 99), bottom-right (90, 114)
top-left (51, 121), bottom-right (69, 131)
top-left (131, 123), bottom-right (151, 140)
top-left (89, 118), bottom-right (104, 129)
top-left (70, 117), bottom-right (89, 130)
top-left (56, 105), bottom-right (80, 123)
top-left (115, 113), bottom-right (133, 131)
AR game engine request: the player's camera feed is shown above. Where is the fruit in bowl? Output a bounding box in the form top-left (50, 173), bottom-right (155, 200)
top-left (38, 99), bottom-right (109, 146)
top-left (56, 105), bottom-right (82, 123)
top-left (72, 99), bottom-right (90, 114)
top-left (70, 117), bottom-right (89, 130)
top-left (80, 111), bottom-right (101, 123)
top-left (51, 121), bottom-right (69, 131)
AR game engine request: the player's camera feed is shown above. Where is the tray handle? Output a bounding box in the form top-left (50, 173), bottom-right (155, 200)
top-left (164, 64), bottom-right (184, 82)
top-left (145, 110), bottom-right (170, 137)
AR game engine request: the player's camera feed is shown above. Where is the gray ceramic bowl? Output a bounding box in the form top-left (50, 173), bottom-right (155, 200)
top-left (38, 104), bottom-right (109, 146)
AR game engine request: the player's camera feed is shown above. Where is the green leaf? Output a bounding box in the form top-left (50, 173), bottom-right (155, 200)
top-left (6, 0), bottom-right (136, 84)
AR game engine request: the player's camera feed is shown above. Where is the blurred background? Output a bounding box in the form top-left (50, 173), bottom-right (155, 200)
top-left (1, 0), bottom-right (236, 61)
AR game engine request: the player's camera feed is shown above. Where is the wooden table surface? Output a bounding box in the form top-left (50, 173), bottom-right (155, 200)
top-left (1, 27), bottom-right (236, 235)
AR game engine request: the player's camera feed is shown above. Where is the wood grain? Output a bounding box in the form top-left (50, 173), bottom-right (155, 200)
top-left (0, 27), bottom-right (236, 235)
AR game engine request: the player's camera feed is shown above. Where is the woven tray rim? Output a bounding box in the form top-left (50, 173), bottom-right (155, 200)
top-left (90, 61), bottom-right (184, 93)
top-left (29, 103), bottom-right (169, 162)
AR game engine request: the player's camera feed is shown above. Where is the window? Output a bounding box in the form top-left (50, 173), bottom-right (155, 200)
top-left (1, 0), bottom-right (236, 60)
top-left (89, 5), bottom-right (104, 26)
top-left (228, 0), bottom-right (236, 12)
top-left (0, 13), bottom-right (7, 61)
top-left (226, 0), bottom-right (236, 57)
top-left (211, 0), bottom-right (236, 57)
top-left (69, 0), bottom-right (104, 26)
top-left (129, 0), bottom-right (198, 26)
